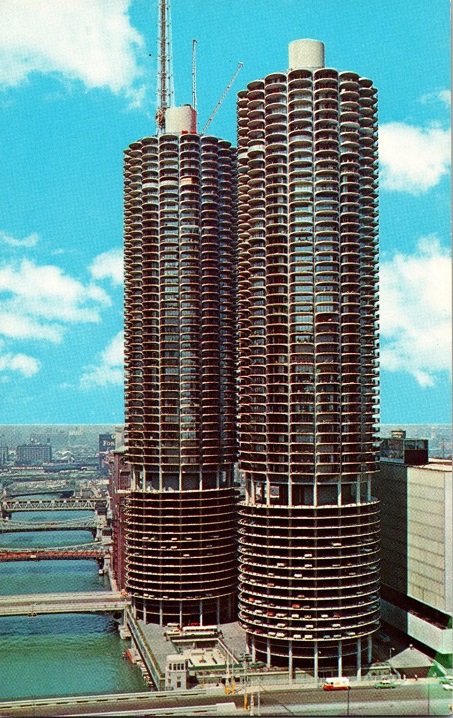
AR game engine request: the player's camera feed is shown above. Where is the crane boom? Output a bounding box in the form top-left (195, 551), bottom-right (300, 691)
top-left (202, 62), bottom-right (243, 135)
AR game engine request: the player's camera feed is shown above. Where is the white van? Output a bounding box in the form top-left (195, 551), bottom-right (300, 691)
top-left (323, 677), bottom-right (350, 691)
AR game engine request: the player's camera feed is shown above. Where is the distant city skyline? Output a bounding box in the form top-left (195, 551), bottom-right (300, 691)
top-left (0, 423), bottom-right (451, 461)
top-left (0, 0), bottom-right (450, 425)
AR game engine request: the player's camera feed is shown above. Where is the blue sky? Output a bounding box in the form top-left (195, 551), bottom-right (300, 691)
top-left (0, 0), bottom-right (450, 425)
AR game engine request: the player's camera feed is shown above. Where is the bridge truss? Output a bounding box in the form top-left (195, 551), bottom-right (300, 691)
top-left (0, 541), bottom-right (107, 561)
top-left (1, 498), bottom-right (104, 512)
top-left (0, 517), bottom-right (97, 532)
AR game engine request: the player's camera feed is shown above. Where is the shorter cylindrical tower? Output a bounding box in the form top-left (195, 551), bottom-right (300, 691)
top-left (123, 126), bottom-right (238, 625)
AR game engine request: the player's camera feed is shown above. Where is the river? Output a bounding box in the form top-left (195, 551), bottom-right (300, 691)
top-left (0, 497), bottom-right (146, 701)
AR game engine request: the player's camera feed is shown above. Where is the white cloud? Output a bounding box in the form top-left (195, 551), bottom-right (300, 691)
top-left (80, 331), bottom-right (124, 388)
top-left (438, 90), bottom-right (451, 107)
top-left (380, 236), bottom-right (452, 388)
top-left (0, 230), bottom-right (39, 247)
top-left (379, 122), bottom-right (451, 194)
top-left (90, 248), bottom-right (123, 285)
top-left (420, 89), bottom-right (451, 108)
top-left (0, 313), bottom-right (61, 343)
top-left (0, 258), bottom-right (112, 343)
top-left (0, 0), bottom-right (145, 103)
top-left (0, 340), bottom-right (40, 377)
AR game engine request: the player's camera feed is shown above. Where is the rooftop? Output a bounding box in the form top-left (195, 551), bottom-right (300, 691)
top-left (137, 620), bottom-right (248, 676)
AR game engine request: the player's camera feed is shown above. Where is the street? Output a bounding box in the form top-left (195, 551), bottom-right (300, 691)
top-left (0, 681), bottom-right (451, 717)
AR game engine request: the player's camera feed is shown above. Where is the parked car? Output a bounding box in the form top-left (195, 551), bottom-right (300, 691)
top-left (375, 678), bottom-right (396, 689)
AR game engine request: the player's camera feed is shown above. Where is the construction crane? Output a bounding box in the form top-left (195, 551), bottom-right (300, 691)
top-left (155, 0), bottom-right (175, 132)
top-left (202, 62), bottom-right (243, 135)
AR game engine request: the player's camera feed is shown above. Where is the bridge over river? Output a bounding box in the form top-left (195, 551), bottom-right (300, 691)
top-left (6, 483), bottom-right (75, 498)
top-left (1, 498), bottom-right (106, 515)
top-left (0, 517), bottom-right (97, 533)
top-left (0, 590), bottom-right (127, 616)
top-left (0, 541), bottom-right (108, 562)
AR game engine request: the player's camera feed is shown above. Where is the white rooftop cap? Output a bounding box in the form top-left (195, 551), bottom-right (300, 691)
top-left (289, 39), bottom-right (325, 70)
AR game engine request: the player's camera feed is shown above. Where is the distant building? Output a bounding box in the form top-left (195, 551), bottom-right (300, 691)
top-left (99, 433), bottom-right (115, 474)
top-left (114, 426), bottom-right (125, 451)
top-left (0, 446), bottom-right (8, 467)
top-left (380, 429), bottom-right (429, 465)
top-left (15, 442), bottom-right (52, 466)
top-left (374, 435), bottom-right (452, 664)
top-left (109, 450), bottom-right (131, 590)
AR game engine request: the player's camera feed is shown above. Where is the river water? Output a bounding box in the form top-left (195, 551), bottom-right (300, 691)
top-left (0, 499), bottom-right (146, 701)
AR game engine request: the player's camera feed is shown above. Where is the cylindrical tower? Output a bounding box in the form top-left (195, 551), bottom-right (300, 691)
top-left (236, 40), bottom-right (380, 675)
top-left (123, 118), bottom-right (238, 626)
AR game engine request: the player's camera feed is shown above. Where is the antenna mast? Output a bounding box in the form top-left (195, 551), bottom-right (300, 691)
top-left (192, 39), bottom-right (197, 112)
top-left (156, 0), bottom-right (174, 133)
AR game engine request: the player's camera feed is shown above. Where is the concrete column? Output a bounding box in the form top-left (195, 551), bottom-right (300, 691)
top-left (314, 642), bottom-right (319, 680)
top-left (249, 479), bottom-right (255, 505)
top-left (179, 602), bottom-right (183, 627)
top-left (367, 635), bottom-right (372, 663)
top-left (251, 637), bottom-right (256, 662)
top-left (266, 639), bottom-right (271, 667)
top-left (159, 602), bottom-right (163, 626)
top-left (356, 637), bottom-right (362, 679)
top-left (338, 642), bottom-right (343, 677)
top-left (199, 600), bottom-right (203, 625)
top-left (216, 599), bottom-right (220, 625)
top-left (288, 643), bottom-right (293, 683)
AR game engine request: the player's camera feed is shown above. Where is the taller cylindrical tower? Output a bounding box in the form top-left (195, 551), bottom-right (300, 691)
top-left (236, 40), bottom-right (380, 675)
top-left (123, 115), bottom-right (238, 626)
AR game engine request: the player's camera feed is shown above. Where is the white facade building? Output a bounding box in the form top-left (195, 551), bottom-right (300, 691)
top-left (376, 458), bottom-right (452, 661)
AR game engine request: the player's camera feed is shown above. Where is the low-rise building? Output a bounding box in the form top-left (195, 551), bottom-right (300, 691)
top-left (374, 431), bottom-right (452, 666)
top-left (0, 447), bottom-right (8, 467)
top-left (15, 442), bottom-right (52, 466)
